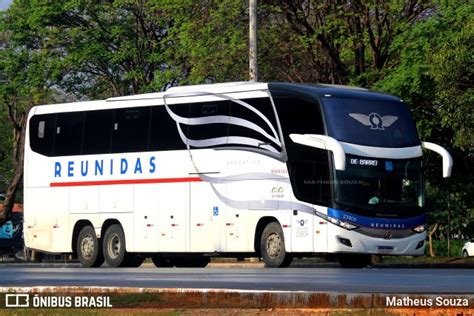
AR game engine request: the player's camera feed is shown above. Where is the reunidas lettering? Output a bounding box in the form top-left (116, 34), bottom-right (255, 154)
top-left (54, 156), bottom-right (157, 178)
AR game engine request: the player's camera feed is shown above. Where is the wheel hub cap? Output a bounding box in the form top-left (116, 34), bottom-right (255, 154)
top-left (266, 233), bottom-right (281, 258)
top-left (108, 233), bottom-right (121, 259)
top-left (81, 234), bottom-right (94, 259)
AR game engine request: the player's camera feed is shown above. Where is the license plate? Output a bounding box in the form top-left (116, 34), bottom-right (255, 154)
top-left (377, 246), bottom-right (394, 253)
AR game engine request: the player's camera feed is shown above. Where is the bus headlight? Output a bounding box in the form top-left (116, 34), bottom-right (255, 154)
top-left (327, 216), bottom-right (358, 230)
top-left (340, 221), bottom-right (358, 230)
top-left (413, 224), bottom-right (426, 233)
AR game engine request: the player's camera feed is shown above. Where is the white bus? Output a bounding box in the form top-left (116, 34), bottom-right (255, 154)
top-left (23, 82), bottom-right (453, 268)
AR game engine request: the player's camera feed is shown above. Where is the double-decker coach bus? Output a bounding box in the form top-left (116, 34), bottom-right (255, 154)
top-left (23, 82), bottom-right (452, 268)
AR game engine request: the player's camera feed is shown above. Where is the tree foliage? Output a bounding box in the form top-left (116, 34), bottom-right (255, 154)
top-left (0, 1), bottom-right (61, 221)
top-left (3, 0), bottom-right (177, 98)
top-left (373, 2), bottom-right (473, 237)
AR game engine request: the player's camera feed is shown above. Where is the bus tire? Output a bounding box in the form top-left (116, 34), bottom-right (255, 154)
top-left (338, 254), bottom-right (372, 268)
top-left (77, 226), bottom-right (104, 268)
top-left (260, 222), bottom-right (293, 268)
top-left (103, 224), bottom-right (128, 267)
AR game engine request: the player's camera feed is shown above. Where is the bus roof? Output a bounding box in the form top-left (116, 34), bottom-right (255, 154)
top-left (31, 82), bottom-right (403, 115)
top-left (268, 83), bottom-right (402, 103)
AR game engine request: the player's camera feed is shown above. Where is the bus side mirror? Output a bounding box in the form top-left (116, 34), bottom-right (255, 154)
top-left (289, 134), bottom-right (346, 171)
top-left (421, 141), bottom-right (453, 178)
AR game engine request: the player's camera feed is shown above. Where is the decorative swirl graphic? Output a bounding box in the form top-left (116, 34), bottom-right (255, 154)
top-left (163, 91), bottom-right (282, 154)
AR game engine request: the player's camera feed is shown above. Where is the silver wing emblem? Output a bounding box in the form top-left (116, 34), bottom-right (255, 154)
top-left (349, 113), bottom-right (398, 130)
top-left (381, 115), bottom-right (398, 128)
top-left (349, 113), bottom-right (371, 126)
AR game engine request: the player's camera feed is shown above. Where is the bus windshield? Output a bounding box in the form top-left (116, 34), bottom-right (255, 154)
top-left (334, 155), bottom-right (424, 213)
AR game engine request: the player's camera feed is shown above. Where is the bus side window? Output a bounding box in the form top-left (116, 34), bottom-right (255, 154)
top-left (149, 104), bottom-right (188, 151)
top-left (54, 112), bottom-right (84, 156)
top-left (111, 107), bottom-right (151, 153)
top-left (82, 110), bottom-right (114, 155)
top-left (187, 101), bottom-right (230, 148)
top-left (227, 97), bottom-right (281, 152)
top-left (29, 114), bottom-right (56, 156)
top-left (273, 97), bottom-right (324, 145)
top-left (287, 146), bottom-right (331, 206)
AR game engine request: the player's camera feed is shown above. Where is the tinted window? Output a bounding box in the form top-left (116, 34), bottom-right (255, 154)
top-left (186, 101), bottom-right (230, 148)
top-left (149, 104), bottom-right (188, 151)
top-left (54, 112), bottom-right (84, 156)
top-left (82, 110), bottom-right (113, 155)
top-left (228, 97), bottom-right (282, 153)
top-left (111, 107), bottom-right (151, 153)
top-left (273, 97), bottom-right (324, 145)
top-left (321, 97), bottom-right (420, 148)
top-left (287, 146), bottom-right (330, 206)
top-left (29, 114), bottom-right (56, 156)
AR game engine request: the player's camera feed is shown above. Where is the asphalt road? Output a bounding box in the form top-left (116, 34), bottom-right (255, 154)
top-left (0, 265), bottom-right (473, 294)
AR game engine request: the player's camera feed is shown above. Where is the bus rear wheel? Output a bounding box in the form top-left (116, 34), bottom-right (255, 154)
top-left (103, 224), bottom-right (130, 267)
top-left (77, 226), bottom-right (104, 268)
top-left (338, 254), bottom-right (372, 268)
top-left (260, 222), bottom-right (293, 268)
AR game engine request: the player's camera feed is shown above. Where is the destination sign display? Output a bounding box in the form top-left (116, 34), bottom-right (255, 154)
top-left (347, 155), bottom-right (394, 171)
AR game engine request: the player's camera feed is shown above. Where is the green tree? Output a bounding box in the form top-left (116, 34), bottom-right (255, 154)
top-left (154, 0), bottom-right (250, 84)
top-left (4, 0), bottom-right (176, 97)
top-left (373, 2), bottom-right (473, 241)
top-left (259, 1), bottom-right (434, 84)
top-left (0, 13), bottom-right (57, 222)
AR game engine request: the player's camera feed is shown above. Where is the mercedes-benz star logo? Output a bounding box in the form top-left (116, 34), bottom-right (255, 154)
top-left (349, 113), bottom-right (398, 130)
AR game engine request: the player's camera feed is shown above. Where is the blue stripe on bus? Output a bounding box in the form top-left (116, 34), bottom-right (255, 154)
top-left (327, 208), bottom-right (426, 230)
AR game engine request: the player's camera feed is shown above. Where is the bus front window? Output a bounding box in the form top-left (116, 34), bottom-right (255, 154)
top-left (334, 156), bottom-right (424, 214)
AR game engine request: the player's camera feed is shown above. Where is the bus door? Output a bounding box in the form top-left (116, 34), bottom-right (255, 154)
top-left (288, 158), bottom-right (330, 253)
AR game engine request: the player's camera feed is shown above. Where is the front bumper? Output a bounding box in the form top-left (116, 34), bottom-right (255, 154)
top-left (327, 224), bottom-right (426, 255)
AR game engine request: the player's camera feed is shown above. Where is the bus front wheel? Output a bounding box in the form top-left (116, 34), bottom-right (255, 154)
top-left (77, 226), bottom-right (104, 268)
top-left (103, 224), bottom-right (129, 267)
top-left (260, 222), bottom-right (293, 268)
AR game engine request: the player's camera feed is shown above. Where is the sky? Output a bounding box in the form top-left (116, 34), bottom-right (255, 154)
top-left (0, 0), bottom-right (12, 11)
